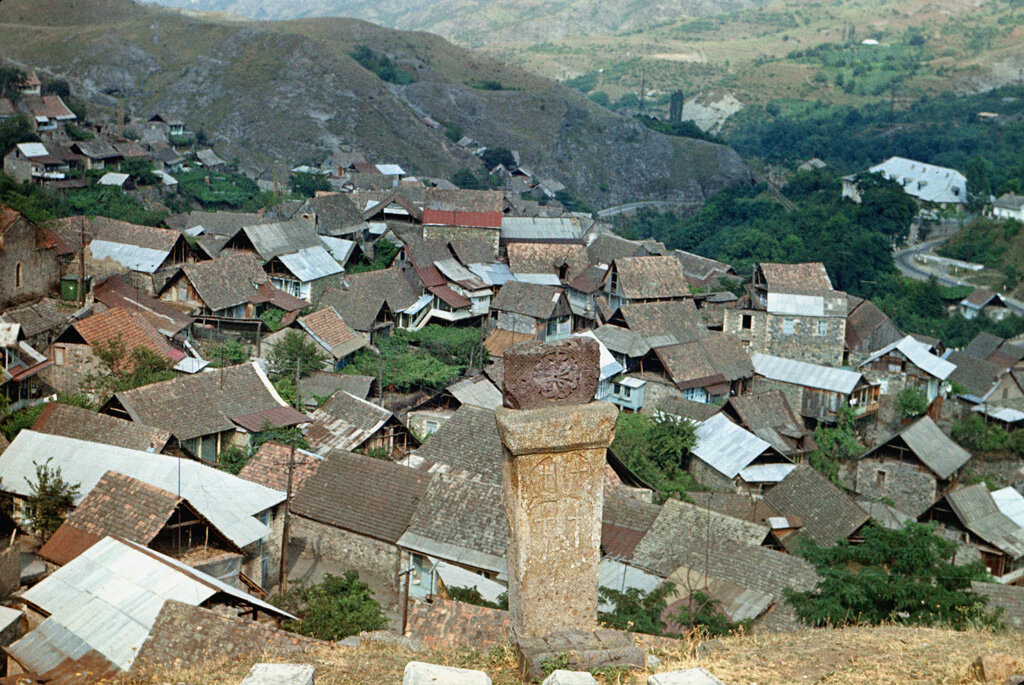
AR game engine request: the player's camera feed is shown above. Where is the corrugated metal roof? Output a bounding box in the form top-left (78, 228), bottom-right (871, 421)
top-left (398, 530), bottom-right (506, 575)
top-left (320, 236), bottom-right (356, 264)
top-left (89, 240), bottom-right (169, 273)
top-left (448, 376), bottom-right (502, 410)
top-left (947, 484), bottom-right (1024, 559)
top-left (278, 245), bottom-right (344, 282)
top-left (375, 164), bottom-right (406, 176)
top-left (868, 156), bottom-right (966, 205)
top-left (972, 405), bottom-right (1024, 423)
top-left (15, 537), bottom-right (292, 672)
top-left (859, 335), bottom-right (956, 380)
top-left (98, 172), bottom-right (130, 187)
top-left (897, 416), bottom-right (971, 480)
top-left (468, 263), bottom-right (515, 286)
top-left (500, 217), bottom-right (582, 242)
top-left (597, 558), bottom-right (662, 612)
top-left (593, 324), bottom-right (650, 358)
top-left (692, 414), bottom-right (771, 479)
top-left (993, 487), bottom-right (1024, 528)
top-left (432, 557), bottom-right (506, 603)
top-left (403, 293), bottom-right (434, 315)
top-left (739, 463), bottom-right (796, 483)
top-left (574, 331), bottom-right (624, 381)
top-left (0, 431), bottom-right (284, 548)
top-left (752, 352), bottom-right (861, 394)
top-left (513, 272), bottom-right (563, 286)
top-left (766, 292), bottom-right (824, 316)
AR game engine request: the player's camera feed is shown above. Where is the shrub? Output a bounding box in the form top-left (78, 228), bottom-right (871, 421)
top-left (23, 458), bottom-right (81, 542)
top-left (274, 571), bottom-right (388, 640)
top-left (895, 386), bottom-right (930, 418)
top-left (218, 445), bottom-right (249, 475)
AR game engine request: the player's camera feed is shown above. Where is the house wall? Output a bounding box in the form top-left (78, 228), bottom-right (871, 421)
top-left (752, 377), bottom-right (806, 422)
top-left (0, 216), bottom-right (60, 309)
top-left (2, 153), bottom-right (32, 184)
top-left (723, 309), bottom-right (769, 353)
top-left (290, 515), bottom-right (401, 607)
top-left (191, 552), bottom-right (243, 588)
top-left (854, 458), bottom-right (938, 517)
top-left (407, 409), bottom-right (455, 441)
top-left (40, 341), bottom-right (102, 396)
top-left (494, 311), bottom-right (540, 338)
top-left (158, 273), bottom-right (205, 313)
top-left (991, 374), bottom-right (1024, 406)
top-left (724, 309), bottom-right (845, 366)
top-left (689, 457), bottom-right (737, 492)
top-left (0, 545), bottom-right (19, 599)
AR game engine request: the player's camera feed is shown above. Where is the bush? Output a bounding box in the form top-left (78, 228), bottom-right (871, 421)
top-left (259, 307), bottom-right (286, 332)
top-left (445, 585), bottom-right (507, 610)
top-left (208, 339), bottom-right (249, 367)
top-left (288, 171), bottom-right (330, 198)
top-left (268, 330), bottom-right (326, 379)
top-left (610, 413), bottom-right (701, 503)
top-left (23, 458), bottom-right (81, 542)
top-left (273, 571), bottom-right (388, 640)
top-left (895, 386), bottom-right (930, 418)
top-left (350, 45), bottom-right (416, 85)
top-left (218, 445), bottom-right (249, 475)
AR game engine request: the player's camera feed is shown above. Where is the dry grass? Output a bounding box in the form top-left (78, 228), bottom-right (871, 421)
top-left (107, 625), bottom-right (1024, 684)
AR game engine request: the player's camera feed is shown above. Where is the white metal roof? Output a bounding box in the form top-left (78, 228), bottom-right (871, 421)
top-left (0, 431), bottom-right (284, 548)
top-left (514, 272), bottom-right (563, 286)
top-left (468, 263), bottom-right (515, 286)
top-left (16, 142), bottom-right (50, 158)
top-left (573, 331), bottom-right (624, 381)
top-left (319, 236), bottom-right (356, 264)
top-left (868, 156), bottom-right (967, 205)
top-left (993, 487), bottom-right (1024, 528)
top-left (98, 172), bottom-right (130, 187)
top-left (738, 463), bottom-right (796, 483)
top-left (88, 240), bottom-right (169, 274)
top-left (692, 414), bottom-right (771, 479)
top-left (972, 405), bottom-right (1024, 423)
top-left (597, 558), bottom-right (663, 612)
top-left (278, 245), bottom-right (344, 283)
top-left (375, 164), bottom-right (406, 176)
top-left (431, 557), bottom-right (506, 603)
top-left (766, 292), bottom-right (824, 316)
top-left (13, 537), bottom-right (291, 672)
top-left (859, 335), bottom-right (956, 380)
top-left (447, 376), bottom-right (502, 410)
top-left (500, 216), bottom-right (581, 242)
top-left (751, 352), bottom-right (861, 393)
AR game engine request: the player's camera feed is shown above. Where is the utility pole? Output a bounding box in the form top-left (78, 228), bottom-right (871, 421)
top-left (639, 66), bottom-right (646, 112)
top-left (277, 361), bottom-right (302, 593)
top-left (78, 216), bottom-right (86, 305)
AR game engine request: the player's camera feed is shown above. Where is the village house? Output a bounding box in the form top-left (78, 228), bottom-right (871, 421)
top-left (43, 306), bottom-right (187, 395)
top-left (763, 464), bottom-right (870, 549)
top-left (297, 371), bottom-right (374, 410)
top-left (963, 331), bottom-right (1024, 369)
top-left (296, 191), bottom-right (369, 237)
top-left (70, 139), bottom-right (123, 171)
top-left (101, 362), bottom-right (308, 462)
top-left (845, 297), bottom-right (904, 364)
top-left (921, 483), bottom-right (1024, 583)
top-left (647, 334), bottom-right (753, 405)
top-left (0, 297), bottom-right (71, 351)
top-left (674, 250), bottom-right (738, 292)
top-left (993, 193), bottom-right (1024, 222)
top-left (16, 94), bottom-right (77, 139)
top-left (723, 262), bottom-right (848, 367)
top-left (858, 335), bottom-right (956, 406)
top-left (421, 188), bottom-right (504, 255)
top-left (304, 390), bottom-right (415, 457)
top-left (752, 352), bottom-right (880, 425)
top-left (499, 216), bottom-right (583, 247)
top-left (146, 113), bottom-right (186, 137)
top-left (0, 429), bottom-right (288, 586)
top-left (278, 306), bottom-right (368, 371)
top-left (487, 281), bottom-right (572, 343)
top-left (0, 207), bottom-right (62, 309)
top-left (289, 450), bottom-right (431, 608)
top-left (404, 404), bottom-right (504, 485)
top-left (318, 267), bottom-right (421, 340)
top-left (86, 217), bottom-right (194, 294)
top-left (591, 324), bottom-right (651, 373)
top-left (601, 255), bottom-right (692, 312)
top-left (397, 235), bottom-right (492, 327)
top-left (32, 401), bottom-right (176, 455)
top-left (959, 289), bottom-right (1014, 321)
top-left (3, 141), bottom-right (76, 184)
top-left (93, 274), bottom-right (194, 340)
top-left (684, 413), bottom-right (795, 493)
top-left (6, 537), bottom-right (290, 680)
top-left (842, 157), bottom-right (966, 207)
top-left (853, 416), bottom-right (972, 517)
top-left (947, 351), bottom-right (1024, 411)
top-left (0, 322), bottom-right (52, 411)
top-left (721, 390), bottom-right (817, 460)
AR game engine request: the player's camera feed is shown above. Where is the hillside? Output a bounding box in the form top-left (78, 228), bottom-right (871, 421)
top-left (142, 0), bottom-right (768, 46)
top-left (0, 0), bottom-right (752, 208)
top-left (113, 624), bottom-right (1023, 683)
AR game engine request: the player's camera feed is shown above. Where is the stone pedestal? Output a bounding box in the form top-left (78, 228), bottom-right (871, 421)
top-left (495, 401), bottom-right (618, 641)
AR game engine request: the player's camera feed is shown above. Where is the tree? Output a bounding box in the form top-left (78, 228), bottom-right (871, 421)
top-left (598, 583), bottom-right (674, 636)
top-left (854, 172), bottom-right (917, 245)
top-left (785, 521), bottom-right (1001, 630)
top-left (208, 339), bottom-right (249, 367)
top-left (274, 571), bottom-right (388, 640)
top-left (218, 445), bottom-right (249, 475)
top-left (0, 116), bottom-right (37, 157)
top-left (806, 405), bottom-right (863, 484)
top-left (0, 66), bottom-right (26, 102)
top-left (896, 386), bottom-right (930, 418)
top-left (610, 413), bottom-right (702, 503)
top-left (81, 336), bottom-right (176, 400)
top-left (481, 147), bottom-right (515, 170)
top-left (267, 330), bottom-right (325, 379)
top-left (288, 171), bottom-right (330, 198)
top-left (23, 458), bottom-right (80, 542)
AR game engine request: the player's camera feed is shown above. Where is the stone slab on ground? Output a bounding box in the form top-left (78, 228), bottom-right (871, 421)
top-left (240, 663), bottom-right (315, 685)
top-left (517, 629), bottom-right (645, 681)
top-left (649, 668), bottom-right (725, 685)
top-left (402, 661), bottom-right (492, 684)
top-left (542, 670), bottom-right (598, 684)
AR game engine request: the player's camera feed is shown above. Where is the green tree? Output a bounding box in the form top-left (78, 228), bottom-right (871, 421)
top-left (598, 583), bottom-right (674, 636)
top-left (481, 147), bottom-right (515, 170)
top-left (80, 336), bottom-right (177, 400)
top-left (208, 339), bottom-right (249, 367)
top-left (218, 445), bottom-right (249, 475)
top-left (122, 158), bottom-right (158, 186)
top-left (610, 413), bottom-right (702, 503)
top-left (23, 458), bottom-right (80, 542)
top-left (274, 571), bottom-right (388, 640)
top-left (288, 171), bottom-right (331, 198)
top-left (346, 238), bottom-right (398, 274)
top-left (806, 405), bottom-right (863, 484)
top-left (0, 117), bottom-right (39, 161)
top-left (785, 521), bottom-right (1001, 630)
top-left (854, 172), bottom-right (917, 245)
top-left (268, 330), bottom-right (326, 379)
top-left (895, 386), bottom-right (930, 418)
top-left (668, 590), bottom-right (750, 637)
top-left (0, 66), bottom-right (26, 101)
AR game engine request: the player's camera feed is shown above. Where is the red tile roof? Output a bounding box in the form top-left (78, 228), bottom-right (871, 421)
top-left (237, 441), bottom-right (323, 492)
top-left (71, 307), bottom-right (186, 365)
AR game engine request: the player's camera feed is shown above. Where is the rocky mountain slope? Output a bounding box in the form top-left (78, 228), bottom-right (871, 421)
top-left (0, 0), bottom-right (752, 208)
top-left (142, 0), bottom-right (766, 46)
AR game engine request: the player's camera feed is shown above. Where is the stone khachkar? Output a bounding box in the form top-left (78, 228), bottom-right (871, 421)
top-left (495, 337), bottom-right (618, 640)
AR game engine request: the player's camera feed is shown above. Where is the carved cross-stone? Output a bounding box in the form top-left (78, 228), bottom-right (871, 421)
top-left (502, 337), bottom-right (600, 410)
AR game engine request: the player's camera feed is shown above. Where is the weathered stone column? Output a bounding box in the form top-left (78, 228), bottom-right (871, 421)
top-left (495, 338), bottom-right (618, 640)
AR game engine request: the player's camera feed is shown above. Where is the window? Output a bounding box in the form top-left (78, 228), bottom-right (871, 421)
top-left (424, 420), bottom-right (439, 436)
top-left (782, 319), bottom-right (795, 335)
top-left (53, 346), bottom-right (65, 366)
top-left (875, 470), bottom-right (887, 487)
top-left (817, 321), bottom-right (828, 336)
top-left (617, 384), bottom-right (631, 399)
top-left (14, 263), bottom-right (21, 290)
top-left (741, 314), bottom-right (752, 330)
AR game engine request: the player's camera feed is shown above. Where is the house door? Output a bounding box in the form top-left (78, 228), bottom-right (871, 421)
top-left (201, 435), bottom-right (217, 463)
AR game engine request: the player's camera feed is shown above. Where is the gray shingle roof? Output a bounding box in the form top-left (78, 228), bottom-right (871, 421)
top-left (291, 450), bottom-right (429, 543)
top-left (611, 256), bottom-right (691, 300)
top-left (593, 324), bottom-right (651, 358)
top-left (763, 465), bottom-right (869, 547)
top-left (238, 219), bottom-right (323, 262)
top-left (860, 416), bottom-right (971, 480)
top-left (177, 252), bottom-right (268, 312)
top-left (489, 281), bottom-right (565, 320)
top-left (318, 268), bottom-right (420, 332)
top-left (946, 484), bottom-right (1024, 558)
top-left (413, 405), bottom-right (503, 485)
top-left (619, 300), bottom-right (706, 348)
top-left (32, 402), bottom-right (171, 453)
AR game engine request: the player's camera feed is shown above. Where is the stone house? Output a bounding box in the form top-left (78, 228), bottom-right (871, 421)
top-left (291, 306), bottom-right (368, 371)
top-left (601, 255), bottom-right (691, 312)
top-left (858, 335), bottom-right (956, 404)
top-left (723, 262), bottom-right (847, 367)
top-left (959, 289), bottom-right (1014, 322)
top-left (43, 306), bottom-right (187, 395)
top-left (101, 362), bottom-right (309, 463)
top-left (0, 298), bottom-right (72, 351)
top-left (15, 94), bottom-right (76, 139)
top-left (649, 334), bottom-right (753, 404)
top-left (3, 142), bottom-right (76, 184)
top-left (751, 352), bottom-right (880, 425)
top-left (686, 413), bottom-right (795, 493)
top-left (853, 416), bottom-right (972, 517)
top-left (921, 483), bottom-right (1024, 582)
top-left (763, 464), bottom-right (870, 549)
top-left (69, 139), bottom-right (123, 171)
top-left (488, 281), bottom-right (572, 343)
top-left (304, 390), bottom-right (416, 458)
top-left (721, 390), bottom-right (817, 460)
top-left (947, 351), bottom-right (1024, 410)
top-left (289, 449), bottom-right (431, 608)
top-left (421, 188), bottom-right (503, 255)
top-left (398, 235), bottom-right (492, 327)
top-left (405, 404), bottom-right (504, 485)
top-left (0, 430), bottom-right (287, 587)
top-left (0, 207), bottom-right (62, 309)
top-left (993, 193), bottom-right (1024, 222)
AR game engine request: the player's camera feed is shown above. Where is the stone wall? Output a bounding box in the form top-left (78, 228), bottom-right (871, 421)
top-left (689, 456), bottom-right (736, 492)
top-left (854, 458), bottom-right (937, 517)
top-left (423, 226), bottom-right (499, 256)
top-left (723, 309), bottom-right (845, 366)
top-left (40, 342), bottom-right (102, 395)
top-left (290, 515), bottom-right (401, 605)
top-left (0, 216), bottom-right (60, 309)
top-left (494, 311), bottom-right (539, 338)
top-left (0, 545), bottom-right (19, 599)
top-left (752, 377), bottom-right (806, 421)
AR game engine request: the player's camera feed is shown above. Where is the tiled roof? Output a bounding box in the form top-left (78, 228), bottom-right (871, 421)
top-left (602, 489), bottom-right (662, 559)
top-left (675, 250), bottom-right (734, 283)
top-left (176, 210), bottom-right (270, 236)
top-left (612, 256), bottom-right (691, 300)
top-left (424, 188), bottom-right (503, 218)
top-left (845, 299), bottom-right (902, 354)
top-left (19, 94), bottom-right (76, 120)
top-left (305, 391), bottom-right (392, 454)
top-left (34, 522), bottom-right (103, 567)
top-left (945, 484), bottom-right (1024, 558)
top-left (593, 324), bottom-right (650, 358)
top-left (725, 390), bottom-right (813, 456)
top-left (32, 402), bottom-right (172, 453)
top-left (759, 262), bottom-right (834, 294)
top-left (507, 243), bottom-right (587, 278)
top-left (651, 395), bottom-right (722, 423)
top-left (133, 600), bottom-right (323, 674)
top-left (763, 465), bottom-right (869, 546)
top-left (93, 275), bottom-right (193, 337)
top-left (586, 233), bottom-right (646, 266)
top-left (291, 450), bottom-right (429, 543)
top-left (483, 328), bottom-right (535, 358)
top-left (947, 351), bottom-right (1004, 398)
top-left (178, 252), bottom-right (268, 312)
top-left (489, 281), bottom-right (565, 320)
top-left (319, 268), bottom-right (419, 332)
top-left (964, 331), bottom-right (1005, 361)
top-left (298, 372), bottom-right (373, 404)
top-left (619, 300), bottom-right (704, 347)
top-left (0, 298), bottom-right (69, 338)
top-left (71, 307), bottom-right (186, 364)
top-left (655, 335), bottom-right (752, 389)
top-left (298, 307), bottom-right (366, 359)
top-left (113, 362), bottom-right (290, 441)
top-left (689, 491), bottom-right (778, 523)
top-left (237, 441), bottom-right (324, 492)
top-left (413, 405), bottom-right (503, 485)
top-left (298, 193), bottom-right (365, 233)
top-left (62, 471), bottom-right (181, 542)
top-left (92, 216), bottom-right (179, 252)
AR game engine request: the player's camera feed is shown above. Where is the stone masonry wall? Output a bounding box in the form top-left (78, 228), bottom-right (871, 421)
top-left (0, 217), bottom-right (60, 309)
top-left (724, 310), bottom-right (845, 366)
top-left (854, 458), bottom-right (938, 517)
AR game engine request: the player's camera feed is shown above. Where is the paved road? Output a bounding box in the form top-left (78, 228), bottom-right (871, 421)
top-left (595, 200), bottom-right (697, 218)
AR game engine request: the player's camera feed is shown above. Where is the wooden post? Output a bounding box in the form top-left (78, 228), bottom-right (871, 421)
top-left (277, 363), bottom-right (301, 593)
